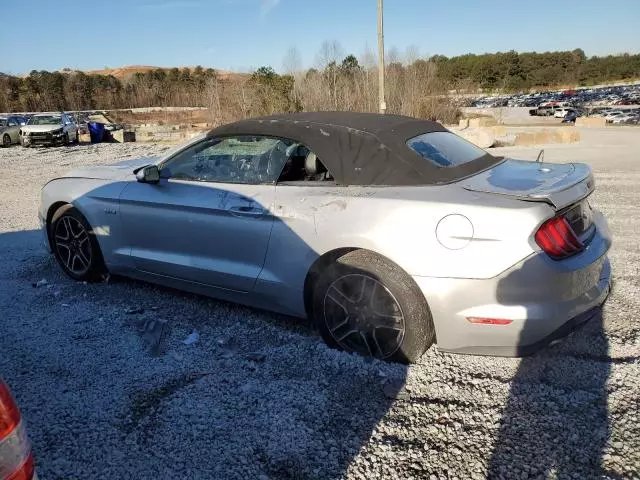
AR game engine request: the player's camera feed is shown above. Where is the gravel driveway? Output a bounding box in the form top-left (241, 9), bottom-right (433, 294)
top-left (0, 130), bottom-right (638, 479)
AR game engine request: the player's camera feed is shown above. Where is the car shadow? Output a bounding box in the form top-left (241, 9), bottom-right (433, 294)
top-left (4, 177), bottom-right (410, 479)
top-left (488, 258), bottom-right (612, 478)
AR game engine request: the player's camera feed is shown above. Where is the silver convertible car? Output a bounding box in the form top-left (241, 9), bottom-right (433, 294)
top-left (39, 112), bottom-right (611, 363)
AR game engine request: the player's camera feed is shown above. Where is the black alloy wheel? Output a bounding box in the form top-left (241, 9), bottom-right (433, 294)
top-left (50, 205), bottom-right (106, 281)
top-left (323, 273), bottom-right (406, 359)
top-left (54, 215), bottom-right (92, 276)
top-left (313, 250), bottom-right (435, 364)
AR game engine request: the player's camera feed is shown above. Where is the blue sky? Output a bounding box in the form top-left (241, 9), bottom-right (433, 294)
top-left (3, 0), bottom-right (639, 74)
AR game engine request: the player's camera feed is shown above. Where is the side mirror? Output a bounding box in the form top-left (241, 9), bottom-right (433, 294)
top-left (136, 165), bottom-right (161, 184)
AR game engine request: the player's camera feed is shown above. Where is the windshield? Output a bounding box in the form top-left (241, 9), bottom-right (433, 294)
top-left (28, 115), bottom-right (62, 125)
top-left (407, 131), bottom-right (491, 168)
top-left (162, 135), bottom-right (293, 184)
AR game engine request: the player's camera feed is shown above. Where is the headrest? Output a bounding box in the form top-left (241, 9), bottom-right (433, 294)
top-left (305, 151), bottom-right (323, 175)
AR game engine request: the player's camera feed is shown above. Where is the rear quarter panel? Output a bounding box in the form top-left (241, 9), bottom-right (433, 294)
top-left (264, 184), bottom-right (553, 305)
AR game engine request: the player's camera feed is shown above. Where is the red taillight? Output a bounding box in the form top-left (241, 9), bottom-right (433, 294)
top-left (0, 380), bottom-right (34, 480)
top-left (535, 216), bottom-right (584, 259)
top-left (0, 381), bottom-right (20, 441)
top-left (6, 455), bottom-right (34, 480)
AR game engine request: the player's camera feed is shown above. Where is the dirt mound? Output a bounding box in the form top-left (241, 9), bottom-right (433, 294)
top-left (82, 65), bottom-right (245, 81)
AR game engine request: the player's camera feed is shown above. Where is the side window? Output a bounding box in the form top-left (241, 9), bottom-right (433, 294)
top-left (161, 135), bottom-right (293, 185)
top-left (7, 117), bottom-right (17, 127)
top-left (276, 144), bottom-right (334, 183)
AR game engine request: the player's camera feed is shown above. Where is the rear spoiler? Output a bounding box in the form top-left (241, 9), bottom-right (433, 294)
top-left (528, 167), bottom-right (595, 210)
top-left (463, 163), bottom-right (595, 211)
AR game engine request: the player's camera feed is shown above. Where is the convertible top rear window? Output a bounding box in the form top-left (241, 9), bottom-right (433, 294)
top-left (407, 131), bottom-right (492, 168)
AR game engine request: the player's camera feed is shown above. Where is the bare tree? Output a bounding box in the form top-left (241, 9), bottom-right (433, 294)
top-left (359, 44), bottom-right (378, 112)
top-left (403, 45), bottom-right (420, 116)
top-left (283, 46), bottom-right (303, 109)
top-left (203, 76), bottom-right (222, 125)
top-left (283, 46), bottom-right (303, 75)
top-left (317, 40), bottom-right (343, 69)
top-left (317, 40), bottom-right (344, 109)
top-left (385, 46), bottom-right (404, 114)
top-left (386, 46), bottom-right (401, 66)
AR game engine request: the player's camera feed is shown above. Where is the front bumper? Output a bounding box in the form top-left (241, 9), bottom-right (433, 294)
top-left (21, 133), bottom-right (65, 147)
top-left (414, 210), bottom-right (612, 356)
top-left (39, 214), bottom-right (51, 253)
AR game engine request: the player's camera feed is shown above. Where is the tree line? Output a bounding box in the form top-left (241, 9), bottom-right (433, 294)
top-left (1, 47), bottom-right (638, 123)
top-left (432, 49), bottom-right (640, 90)
top-left (0, 66), bottom-right (218, 113)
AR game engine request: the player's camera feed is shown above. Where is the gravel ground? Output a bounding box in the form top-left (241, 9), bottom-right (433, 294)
top-left (0, 130), bottom-right (638, 480)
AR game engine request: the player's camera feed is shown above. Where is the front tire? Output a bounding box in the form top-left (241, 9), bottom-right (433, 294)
top-left (50, 205), bottom-right (106, 282)
top-left (2, 134), bottom-right (10, 147)
top-left (312, 250), bottom-right (435, 364)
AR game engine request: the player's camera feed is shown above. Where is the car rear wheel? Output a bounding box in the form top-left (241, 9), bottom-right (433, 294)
top-left (2, 134), bottom-right (10, 147)
top-left (312, 250), bottom-right (435, 364)
top-left (50, 205), bottom-right (106, 282)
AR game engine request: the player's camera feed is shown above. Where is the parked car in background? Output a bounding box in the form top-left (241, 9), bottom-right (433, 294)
top-left (20, 113), bottom-right (78, 147)
top-left (474, 83), bottom-right (640, 111)
top-left (0, 115), bottom-right (27, 147)
top-left (0, 378), bottom-right (36, 480)
top-left (604, 111), bottom-right (627, 123)
top-left (562, 110), bottom-right (580, 123)
top-left (39, 112), bottom-right (611, 363)
top-left (588, 107), bottom-right (611, 116)
top-left (598, 110), bottom-right (623, 118)
top-left (554, 107), bottom-right (576, 118)
top-left (611, 112), bottom-right (639, 124)
top-left (530, 105), bottom-right (555, 116)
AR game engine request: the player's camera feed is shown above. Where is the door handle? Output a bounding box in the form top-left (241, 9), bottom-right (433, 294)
top-left (228, 205), bottom-right (266, 217)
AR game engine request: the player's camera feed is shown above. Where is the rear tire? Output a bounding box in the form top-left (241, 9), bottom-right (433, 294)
top-left (312, 250), bottom-right (435, 364)
top-left (50, 205), bottom-right (106, 282)
top-left (2, 134), bottom-right (10, 147)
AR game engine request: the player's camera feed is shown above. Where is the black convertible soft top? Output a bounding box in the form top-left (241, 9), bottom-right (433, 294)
top-left (207, 112), bottom-right (500, 186)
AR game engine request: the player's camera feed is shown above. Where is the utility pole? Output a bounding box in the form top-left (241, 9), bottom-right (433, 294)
top-left (377, 0), bottom-right (386, 114)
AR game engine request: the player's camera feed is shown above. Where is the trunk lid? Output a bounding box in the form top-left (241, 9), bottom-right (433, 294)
top-left (462, 158), bottom-right (594, 210)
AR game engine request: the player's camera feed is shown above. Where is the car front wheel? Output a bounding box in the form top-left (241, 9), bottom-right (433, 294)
top-left (312, 250), bottom-right (435, 364)
top-left (50, 205), bottom-right (106, 281)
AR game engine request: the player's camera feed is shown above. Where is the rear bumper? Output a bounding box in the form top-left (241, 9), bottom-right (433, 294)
top-left (414, 210), bottom-right (612, 356)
